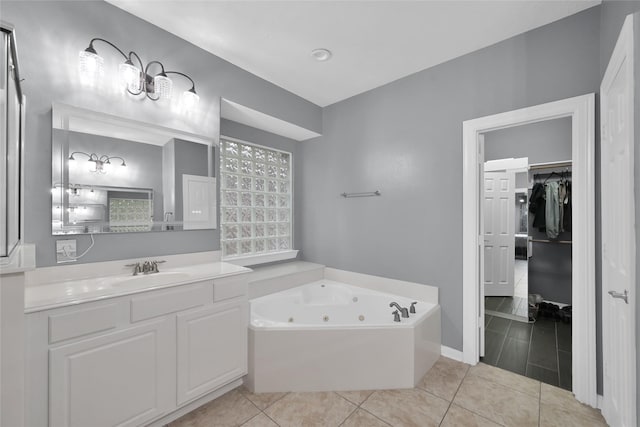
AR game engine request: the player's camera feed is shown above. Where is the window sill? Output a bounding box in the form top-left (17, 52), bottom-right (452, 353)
top-left (223, 250), bottom-right (299, 267)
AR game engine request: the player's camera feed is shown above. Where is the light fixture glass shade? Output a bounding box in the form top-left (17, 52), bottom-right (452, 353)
top-left (78, 50), bottom-right (104, 87)
top-left (153, 74), bottom-right (173, 100)
top-left (119, 61), bottom-right (141, 92)
top-left (181, 89), bottom-right (200, 111)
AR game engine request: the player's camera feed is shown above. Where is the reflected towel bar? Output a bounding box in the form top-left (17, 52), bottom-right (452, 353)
top-left (341, 190), bottom-right (381, 198)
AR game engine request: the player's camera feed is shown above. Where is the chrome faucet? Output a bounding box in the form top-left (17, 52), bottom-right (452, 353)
top-left (125, 260), bottom-right (165, 275)
top-left (124, 262), bottom-right (144, 276)
top-left (390, 302), bottom-right (409, 318)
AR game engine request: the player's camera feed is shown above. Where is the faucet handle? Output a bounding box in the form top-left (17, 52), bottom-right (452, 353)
top-left (125, 262), bottom-right (142, 276)
top-left (392, 310), bottom-right (401, 322)
top-left (410, 302), bottom-right (418, 314)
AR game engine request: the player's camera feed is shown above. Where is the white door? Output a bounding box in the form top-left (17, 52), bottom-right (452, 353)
top-left (49, 319), bottom-right (173, 427)
top-left (176, 300), bottom-right (247, 405)
top-left (601, 14), bottom-right (636, 427)
top-left (182, 174), bottom-right (217, 230)
top-left (484, 171), bottom-right (515, 297)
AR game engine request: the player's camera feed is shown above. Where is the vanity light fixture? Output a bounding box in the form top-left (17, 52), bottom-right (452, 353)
top-left (79, 38), bottom-right (200, 109)
top-left (69, 151), bottom-right (126, 174)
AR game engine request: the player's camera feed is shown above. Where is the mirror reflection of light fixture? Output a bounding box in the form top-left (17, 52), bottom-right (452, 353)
top-left (69, 151), bottom-right (126, 174)
top-left (78, 38), bottom-right (200, 110)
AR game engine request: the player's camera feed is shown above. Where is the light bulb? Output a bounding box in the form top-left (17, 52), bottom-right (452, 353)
top-left (181, 88), bottom-right (200, 111)
top-left (153, 73), bottom-right (173, 100)
top-left (78, 49), bottom-right (104, 87)
top-left (119, 60), bottom-right (141, 92)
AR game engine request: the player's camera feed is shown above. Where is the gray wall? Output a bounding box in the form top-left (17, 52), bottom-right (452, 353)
top-left (299, 7), bottom-right (601, 352)
top-left (219, 118), bottom-right (302, 252)
top-left (2, 1), bottom-right (320, 267)
top-left (173, 139), bottom-right (210, 222)
top-left (599, 0), bottom-right (640, 409)
top-left (484, 117), bottom-right (572, 163)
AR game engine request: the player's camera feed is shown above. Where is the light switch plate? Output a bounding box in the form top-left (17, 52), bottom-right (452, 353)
top-left (56, 239), bottom-right (77, 263)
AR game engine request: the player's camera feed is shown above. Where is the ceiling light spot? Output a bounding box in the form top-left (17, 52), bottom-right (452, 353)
top-left (311, 48), bottom-right (332, 62)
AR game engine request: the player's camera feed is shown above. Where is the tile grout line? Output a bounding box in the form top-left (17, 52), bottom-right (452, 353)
top-left (336, 399), bottom-right (359, 427)
top-left (493, 320), bottom-right (510, 367)
top-left (437, 365), bottom-right (470, 427)
top-left (524, 317), bottom-right (535, 377)
top-left (245, 390), bottom-right (288, 427)
top-left (445, 365), bottom-right (510, 427)
top-left (352, 391), bottom-right (394, 427)
top-left (538, 381), bottom-right (542, 427)
top-left (554, 321), bottom-right (561, 387)
top-left (358, 406), bottom-right (393, 427)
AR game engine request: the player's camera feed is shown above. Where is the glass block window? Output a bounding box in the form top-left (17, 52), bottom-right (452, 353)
top-left (220, 138), bottom-right (292, 258)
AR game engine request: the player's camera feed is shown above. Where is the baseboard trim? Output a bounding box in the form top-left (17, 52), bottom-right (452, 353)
top-left (597, 394), bottom-right (603, 410)
top-left (441, 345), bottom-right (463, 362)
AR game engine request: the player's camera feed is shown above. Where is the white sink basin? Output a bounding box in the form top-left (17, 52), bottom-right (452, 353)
top-left (114, 271), bottom-right (192, 287)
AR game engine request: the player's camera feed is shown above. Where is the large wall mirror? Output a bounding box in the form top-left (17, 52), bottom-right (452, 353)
top-left (52, 103), bottom-right (217, 235)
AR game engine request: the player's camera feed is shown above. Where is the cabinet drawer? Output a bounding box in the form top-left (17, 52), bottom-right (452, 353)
top-left (130, 283), bottom-right (211, 322)
top-left (213, 276), bottom-right (247, 302)
top-left (49, 303), bottom-right (118, 344)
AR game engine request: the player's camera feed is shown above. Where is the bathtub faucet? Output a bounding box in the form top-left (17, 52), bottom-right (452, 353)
top-left (389, 302), bottom-right (409, 318)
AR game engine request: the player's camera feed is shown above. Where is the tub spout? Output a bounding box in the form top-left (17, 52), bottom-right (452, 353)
top-left (390, 302), bottom-right (409, 318)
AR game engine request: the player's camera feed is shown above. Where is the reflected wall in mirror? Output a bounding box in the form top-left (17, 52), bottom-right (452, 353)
top-left (52, 103), bottom-right (216, 235)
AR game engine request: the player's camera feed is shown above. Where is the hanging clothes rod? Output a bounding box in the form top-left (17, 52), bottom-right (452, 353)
top-left (529, 160), bottom-right (572, 170)
top-left (531, 239), bottom-right (572, 244)
top-left (341, 190), bottom-right (381, 198)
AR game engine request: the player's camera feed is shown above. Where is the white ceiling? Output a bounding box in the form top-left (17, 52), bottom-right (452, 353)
top-left (108, 0), bottom-right (600, 107)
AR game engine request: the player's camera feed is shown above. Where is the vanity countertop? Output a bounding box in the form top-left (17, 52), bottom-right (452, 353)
top-left (24, 261), bottom-right (251, 314)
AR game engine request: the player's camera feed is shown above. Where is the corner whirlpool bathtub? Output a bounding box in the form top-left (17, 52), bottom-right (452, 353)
top-left (246, 279), bottom-right (441, 393)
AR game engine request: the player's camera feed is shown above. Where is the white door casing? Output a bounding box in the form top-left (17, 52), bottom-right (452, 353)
top-left (600, 14), bottom-right (636, 427)
top-left (484, 171), bottom-right (516, 297)
top-left (478, 135), bottom-right (486, 357)
top-left (462, 93), bottom-right (596, 406)
top-left (182, 174), bottom-right (217, 230)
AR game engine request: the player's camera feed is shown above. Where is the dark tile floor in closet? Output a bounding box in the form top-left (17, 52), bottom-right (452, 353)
top-left (482, 314), bottom-right (572, 391)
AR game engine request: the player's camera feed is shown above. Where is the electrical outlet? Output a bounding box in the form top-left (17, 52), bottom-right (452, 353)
top-left (56, 239), bottom-right (77, 263)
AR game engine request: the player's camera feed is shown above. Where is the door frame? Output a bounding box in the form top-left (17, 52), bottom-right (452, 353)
top-left (462, 93), bottom-right (596, 406)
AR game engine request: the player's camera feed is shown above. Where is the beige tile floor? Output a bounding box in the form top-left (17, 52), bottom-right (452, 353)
top-left (169, 357), bottom-right (607, 427)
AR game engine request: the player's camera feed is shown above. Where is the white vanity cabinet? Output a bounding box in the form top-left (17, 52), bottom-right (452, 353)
top-left (177, 300), bottom-right (247, 405)
top-left (49, 318), bottom-right (174, 427)
top-left (25, 273), bottom-right (249, 427)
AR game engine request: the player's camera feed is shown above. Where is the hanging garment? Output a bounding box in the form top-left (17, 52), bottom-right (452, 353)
top-left (563, 180), bottom-right (572, 231)
top-left (558, 182), bottom-right (567, 232)
top-left (529, 183), bottom-right (546, 230)
top-left (545, 181), bottom-right (560, 238)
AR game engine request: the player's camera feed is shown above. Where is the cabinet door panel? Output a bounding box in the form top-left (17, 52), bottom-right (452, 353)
top-left (49, 318), bottom-right (173, 427)
top-left (177, 301), bottom-right (248, 405)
